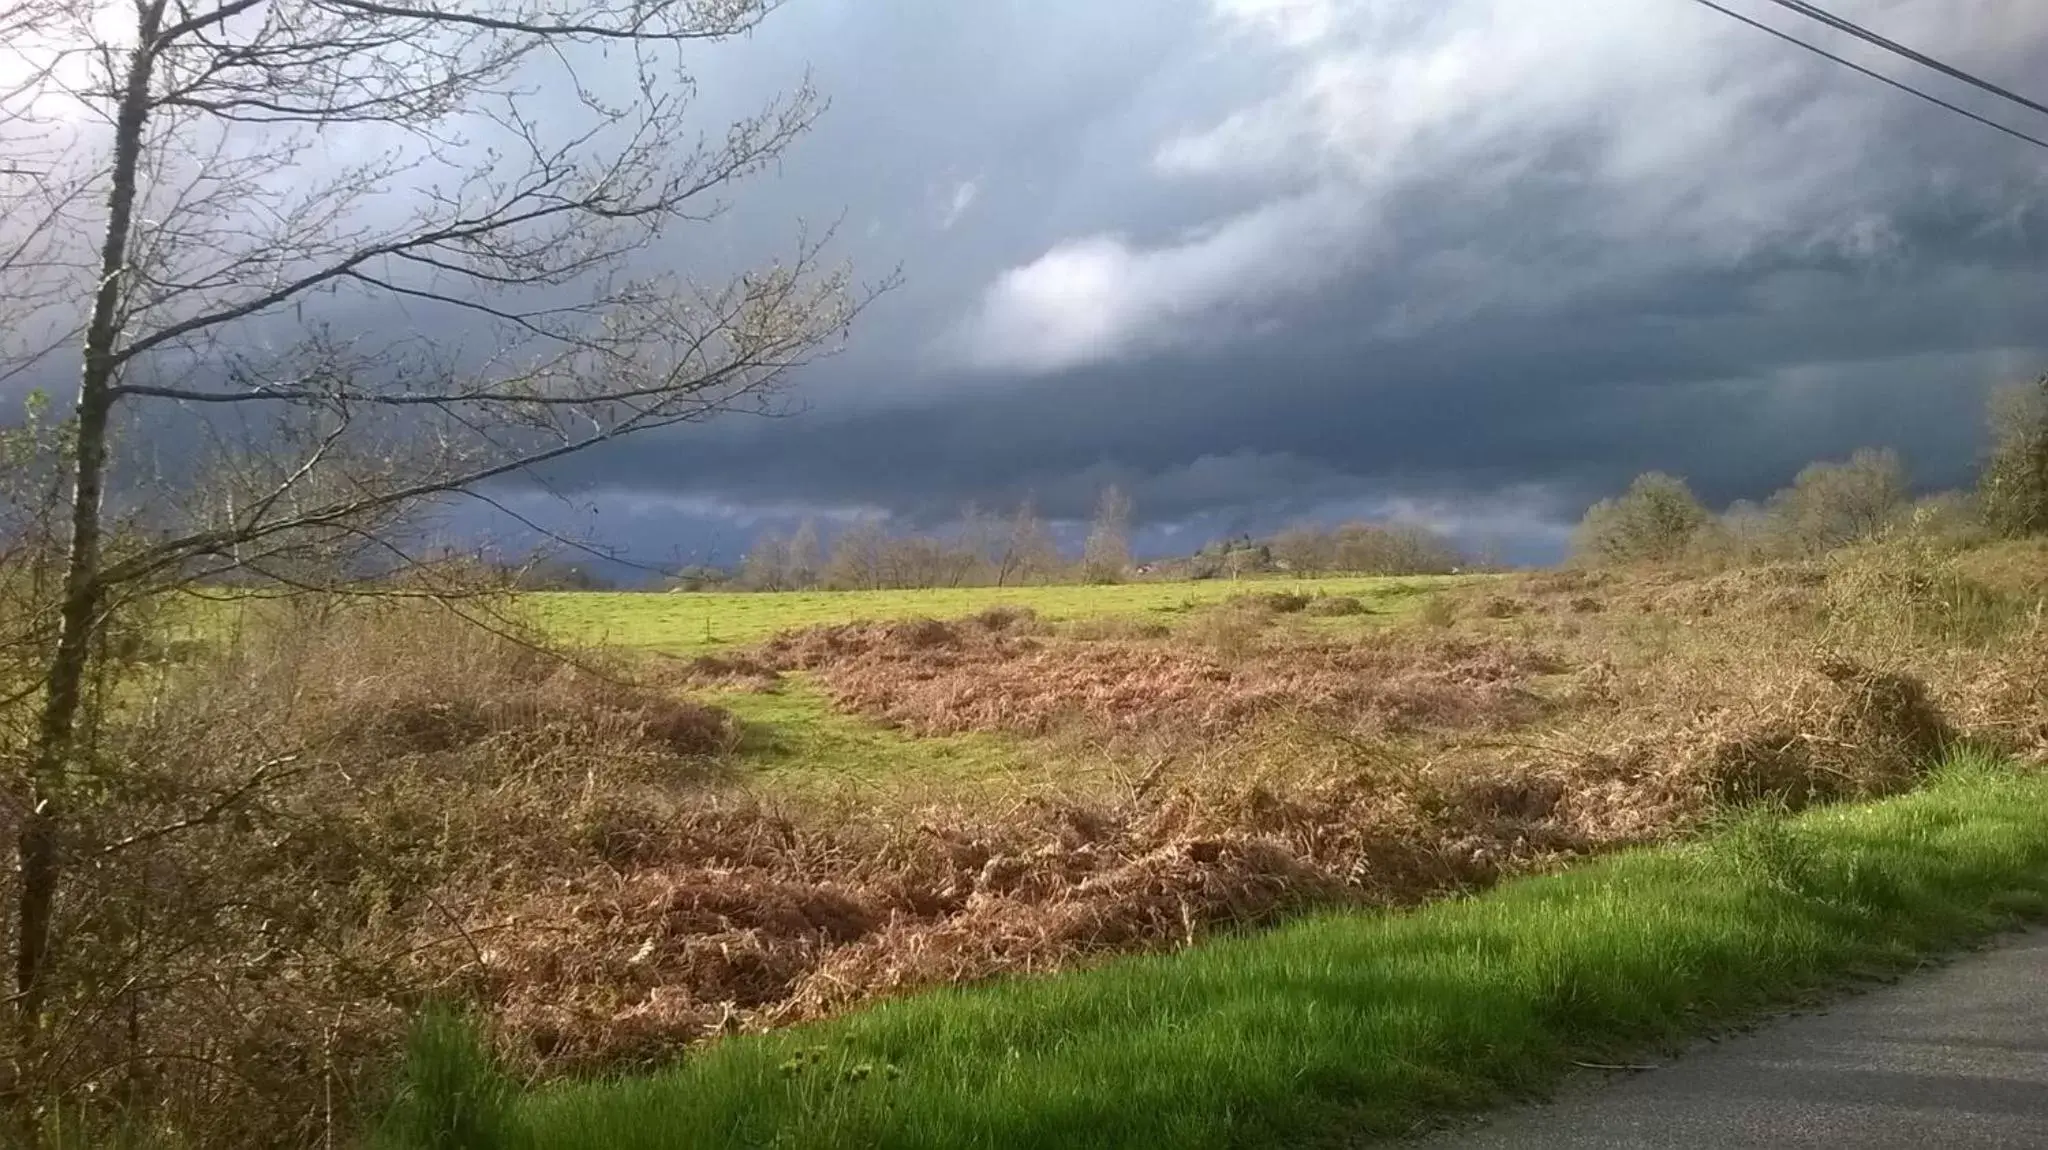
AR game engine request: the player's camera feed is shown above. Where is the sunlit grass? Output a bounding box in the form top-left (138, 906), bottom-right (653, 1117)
top-left (710, 680), bottom-right (1055, 800)
top-left (530, 576), bottom-right (1463, 655)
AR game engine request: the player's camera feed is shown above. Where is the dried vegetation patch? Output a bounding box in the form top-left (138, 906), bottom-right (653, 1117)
top-left (760, 615), bottom-right (1560, 738)
top-left (3, 601), bottom-right (745, 1145)
top-left (417, 545), bottom-right (2038, 1080)
top-left (424, 644), bottom-right (1964, 1077)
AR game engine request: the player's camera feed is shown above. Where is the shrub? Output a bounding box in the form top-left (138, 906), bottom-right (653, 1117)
top-left (1823, 540), bottom-right (2030, 647)
top-left (1573, 472), bottom-right (1711, 564)
top-left (1764, 448), bottom-right (1908, 555)
top-left (1980, 374), bottom-right (2048, 538)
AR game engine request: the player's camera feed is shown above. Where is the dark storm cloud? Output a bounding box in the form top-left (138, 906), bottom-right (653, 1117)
top-left (28, 0), bottom-right (2039, 567)
top-left (485, 0), bottom-right (2048, 567)
top-left (535, 208), bottom-right (2048, 522)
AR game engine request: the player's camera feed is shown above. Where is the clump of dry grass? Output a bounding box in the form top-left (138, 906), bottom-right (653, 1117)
top-left (1303, 594), bottom-right (1370, 617)
top-left (1230, 591), bottom-right (1312, 614)
top-left (1182, 601), bottom-right (1275, 658)
top-left (1417, 594), bottom-right (1457, 627)
top-left (1691, 658), bottom-right (1948, 807)
top-left (743, 649), bottom-right (1962, 1028)
top-left (1064, 615), bottom-right (1172, 642)
top-left (661, 650), bottom-right (786, 692)
top-left (1520, 568), bottom-right (1614, 595)
top-left (422, 631), bottom-right (1969, 1074)
top-left (1821, 542), bottom-right (2029, 648)
top-left (1477, 594), bottom-right (1529, 619)
top-left (323, 657), bottom-right (738, 759)
top-left (449, 748), bottom-right (1554, 1059)
top-left (971, 604), bottom-right (1048, 634)
top-left (760, 616), bottom-right (1046, 670)
top-left (1948, 538), bottom-right (2048, 597)
top-left (1923, 617), bottom-right (2048, 760)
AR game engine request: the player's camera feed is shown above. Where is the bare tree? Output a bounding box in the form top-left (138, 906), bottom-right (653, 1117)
top-left (996, 497), bottom-right (1058, 587)
top-left (1268, 521), bottom-right (1334, 574)
top-left (823, 516), bottom-right (887, 590)
top-left (740, 531), bottom-right (791, 592)
top-left (875, 533), bottom-right (964, 589)
top-left (785, 517), bottom-right (821, 590)
top-left (957, 501), bottom-right (998, 584)
top-left (940, 521), bottom-right (988, 588)
top-left (1081, 484), bottom-right (1133, 584)
top-left (0, 0), bottom-right (881, 1091)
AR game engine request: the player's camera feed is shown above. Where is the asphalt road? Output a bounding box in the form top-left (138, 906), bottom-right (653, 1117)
top-left (1426, 930), bottom-right (2048, 1149)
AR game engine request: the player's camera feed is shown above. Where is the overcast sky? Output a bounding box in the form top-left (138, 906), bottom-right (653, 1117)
top-left (489, 0), bottom-right (2048, 569)
top-left (60, 0), bottom-right (2048, 569)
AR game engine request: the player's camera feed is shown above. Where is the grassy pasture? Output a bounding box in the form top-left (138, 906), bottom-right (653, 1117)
top-left (529, 574), bottom-right (1462, 654)
top-left (533, 575), bottom-right (1469, 800)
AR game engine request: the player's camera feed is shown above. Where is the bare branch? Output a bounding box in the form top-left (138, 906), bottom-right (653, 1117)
top-left (0, 0), bottom-right (885, 1098)
top-left (97, 753), bottom-right (305, 857)
top-left (316, 0), bottom-right (780, 42)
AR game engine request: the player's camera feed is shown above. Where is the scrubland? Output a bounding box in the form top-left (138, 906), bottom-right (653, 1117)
top-left (29, 542), bottom-right (2048, 1146)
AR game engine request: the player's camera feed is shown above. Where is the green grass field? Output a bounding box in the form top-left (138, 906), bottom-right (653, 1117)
top-left (531, 575), bottom-right (1461, 654)
top-left (712, 682), bottom-right (1044, 799)
top-left (379, 751), bottom-right (2048, 1150)
top-left (537, 576), bottom-right (1464, 796)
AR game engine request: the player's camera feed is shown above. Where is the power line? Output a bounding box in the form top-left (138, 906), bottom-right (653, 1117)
top-left (1683, 0), bottom-right (2048, 153)
top-left (1762, 0), bottom-right (2048, 121)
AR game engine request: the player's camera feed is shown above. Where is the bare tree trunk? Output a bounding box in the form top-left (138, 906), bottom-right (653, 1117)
top-left (16, 14), bottom-right (160, 1051)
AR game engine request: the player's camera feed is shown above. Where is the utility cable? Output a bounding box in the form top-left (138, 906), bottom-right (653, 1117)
top-left (1761, 0), bottom-right (2048, 121)
top-left (1683, 0), bottom-right (2048, 152)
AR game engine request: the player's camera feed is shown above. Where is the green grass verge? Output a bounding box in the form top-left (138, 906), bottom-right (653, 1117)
top-left (529, 576), bottom-right (1460, 654)
top-left (377, 751), bottom-right (2048, 1150)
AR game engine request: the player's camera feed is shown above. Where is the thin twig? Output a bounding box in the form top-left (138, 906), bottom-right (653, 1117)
top-left (423, 893), bottom-right (489, 976)
top-left (97, 753), bottom-right (305, 856)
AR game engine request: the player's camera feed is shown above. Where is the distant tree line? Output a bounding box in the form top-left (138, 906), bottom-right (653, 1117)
top-left (1573, 373), bottom-right (2048, 564)
top-left (501, 557), bottom-right (620, 592)
top-left (725, 484), bottom-right (1470, 592)
top-left (737, 495), bottom-right (1081, 591)
top-left (1267, 521), bottom-right (1465, 576)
